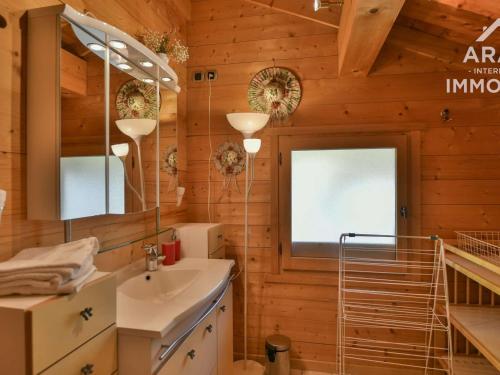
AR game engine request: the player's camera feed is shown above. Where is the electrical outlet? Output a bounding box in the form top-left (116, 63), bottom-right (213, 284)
top-left (207, 70), bottom-right (217, 81)
top-left (193, 71), bottom-right (204, 82)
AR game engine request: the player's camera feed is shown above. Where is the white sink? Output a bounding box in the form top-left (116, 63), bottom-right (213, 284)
top-left (119, 269), bottom-right (201, 302)
top-left (116, 258), bottom-right (234, 338)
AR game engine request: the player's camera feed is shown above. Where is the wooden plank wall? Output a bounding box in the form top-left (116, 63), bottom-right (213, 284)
top-left (0, 0), bottom-right (189, 267)
top-left (186, 0), bottom-right (500, 371)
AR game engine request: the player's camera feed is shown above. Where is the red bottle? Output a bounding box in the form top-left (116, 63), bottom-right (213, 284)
top-left (162, 242), bottom-right (176, 265)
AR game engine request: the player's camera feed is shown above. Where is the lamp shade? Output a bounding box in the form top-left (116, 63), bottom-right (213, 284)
top-left (226, 112), bottom-right (270, 138)
top-left (111, 143), bottom-right (129, 157)
top-left (243, 138), bottom-right (262, 154)
top-left (115, 119), bottom-right (157, 141)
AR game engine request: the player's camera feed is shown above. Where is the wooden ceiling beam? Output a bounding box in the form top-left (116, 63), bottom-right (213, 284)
top-left (338, 0), bottom-right (406, 76)
top-left (242, 0), bottom-right (340, 29)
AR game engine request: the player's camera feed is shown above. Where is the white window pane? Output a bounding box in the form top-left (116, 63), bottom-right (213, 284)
top-left (60, 156), bottom-right (125, 219)
top-left (60, 156), bottom-right (106, 220)
top-left (291, 148), bottom-right (396, 247)
top-left (108, 156), bottom-right (125, 215)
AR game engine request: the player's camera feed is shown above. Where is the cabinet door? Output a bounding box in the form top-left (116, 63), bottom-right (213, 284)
top-left (216, 283), bottom-right (233, 375)
top-left (158, 311), bottom-right (217, 375)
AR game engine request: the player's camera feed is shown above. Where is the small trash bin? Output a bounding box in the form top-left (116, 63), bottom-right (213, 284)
top-left (265, 334), bottom-right (291, 375)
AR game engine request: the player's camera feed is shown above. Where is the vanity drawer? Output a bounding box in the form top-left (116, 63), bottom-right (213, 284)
top-left (40, 324), bottom-right (117, 375)
top-left (157, 310), bottom-right (217, 375)
top-left (30, 274), bottom-right (116, 373)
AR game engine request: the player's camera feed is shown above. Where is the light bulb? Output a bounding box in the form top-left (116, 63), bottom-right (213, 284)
top-left (161, 77), bottom-right (172, 82)
top-left (314, 0), bottom-right (320, 11)
top-left (111, 143), bottom-right (129, 157)
top-left (88, 43), bottom-right (105, 52)
top-left (243, 138), bottom-right (261, 154)
top-left (140, 61), bottom-right (153, 68)
top-left (109, 40), bottom-right (126, 49)
top-left (117, 63), bottom-right (132, 70)
top-left (142, 78), bottom-right (154, 84)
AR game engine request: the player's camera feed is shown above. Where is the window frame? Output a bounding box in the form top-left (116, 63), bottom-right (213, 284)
top-left (273, 131), bottom-right (419, 273)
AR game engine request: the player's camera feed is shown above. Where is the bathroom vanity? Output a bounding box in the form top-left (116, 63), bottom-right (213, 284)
top-left (116, 258), bottom-right (234, 375)
top-left (0, 272), bottom-right (116, 374)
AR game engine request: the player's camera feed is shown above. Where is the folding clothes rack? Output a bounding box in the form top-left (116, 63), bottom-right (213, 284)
top-left (337, 233), bottom-right (453, 375)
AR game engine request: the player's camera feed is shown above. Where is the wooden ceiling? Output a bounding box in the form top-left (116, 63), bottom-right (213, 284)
top-left (245, 0), bottom-right (500, 75)
top-left (398, 0), bottom-right (500, 48)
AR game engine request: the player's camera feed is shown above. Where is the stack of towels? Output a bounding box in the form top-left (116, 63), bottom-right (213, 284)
top-left (0, 237), bottom-right (99, 296)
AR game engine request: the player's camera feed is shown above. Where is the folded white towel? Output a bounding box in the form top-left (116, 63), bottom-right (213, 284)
top-left (0, 256), bottom-right (94, 285)
top-left (0, 257), bottom-right (94, 289)
top-left (0, 237), bottom-right (99, 277)
top-left (0, 265), bottom-right (97, 296)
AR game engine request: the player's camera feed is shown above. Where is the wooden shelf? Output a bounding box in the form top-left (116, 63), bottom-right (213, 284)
top-left (449, 305), bottom-right (500, 371)
top-left (445, 243), bottom-right (500, 276)
top-left (445, 249), bottom-right (500, 295)
top-left (437, 355), bottom-right (499, 375)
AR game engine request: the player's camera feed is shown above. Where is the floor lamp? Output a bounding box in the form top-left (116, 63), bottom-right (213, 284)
top-left (115, 119), bottom-right (157, 211)
top-left (226, 113), bottom-right (270, 375)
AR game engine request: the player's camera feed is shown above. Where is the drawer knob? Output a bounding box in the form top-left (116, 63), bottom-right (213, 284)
top-left (205, 324), bottom-right (213, 333)
top-left (81, 363), bottom-right (94, 375)
top-left (80, 307), bottom-right (93, 321)
top-left (187, 349), bottom-right (196, 360)
top-left (220, 305), bottom-right (226, 313)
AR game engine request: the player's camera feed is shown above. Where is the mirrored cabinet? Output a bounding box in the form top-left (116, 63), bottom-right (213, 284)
top-left (26, 6), bottom-right (180, 229)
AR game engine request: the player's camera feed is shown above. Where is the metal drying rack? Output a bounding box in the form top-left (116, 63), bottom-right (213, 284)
top-left (337, 233), bottom-right (453, 375)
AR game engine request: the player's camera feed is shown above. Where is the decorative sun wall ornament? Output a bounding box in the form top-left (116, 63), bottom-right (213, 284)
top-left (213, 141), bottom-right (246, 192)
top-left (161, 144), bottom-right (178, 192)
top-left (116, 79), bottom-right (161, 119)
top-left (162, 145), bottom-right (177, 176)
top-left (248, 67), bottom-right (302, 121)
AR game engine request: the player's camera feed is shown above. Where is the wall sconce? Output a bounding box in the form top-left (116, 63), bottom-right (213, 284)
top-left (0, 189), bottom-right (5, 223)
top-left (314, 0), bottom-right (344, 11)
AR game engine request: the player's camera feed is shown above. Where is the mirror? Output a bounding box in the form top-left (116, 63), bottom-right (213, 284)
top-left (26, 5), bottom-right (180, 251)
top-left (109, 63), bottom-right (159, 214)
top-left (60, 19), bottom-right (108, 219)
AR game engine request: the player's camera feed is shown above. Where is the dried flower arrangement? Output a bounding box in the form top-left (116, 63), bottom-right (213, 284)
top-left (138, 29), bottom-right (189, 64)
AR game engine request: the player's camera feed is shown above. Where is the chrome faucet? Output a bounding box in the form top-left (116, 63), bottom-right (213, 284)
top-left (143, 244), bottom-right (164, 272)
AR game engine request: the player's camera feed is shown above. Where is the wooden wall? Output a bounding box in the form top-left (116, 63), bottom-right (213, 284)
top-left (0, 0), bottom-right (190, 266)
top-left (186, 0), bottom-right (500, 371)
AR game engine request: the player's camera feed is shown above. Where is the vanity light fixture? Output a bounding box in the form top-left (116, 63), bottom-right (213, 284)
top-left (87, 42), bottom-right (106, 52)
top-left (109, 40), bottom-right (126, 49)
top-left (161, 77), bottom-right (172, 82)
top-left (142, 78), bottom-right (154, 84)
top-left (140, 61), bottom-right (153, 68)
top-left (314, 0), bottom-right (343, 11)
top-left (117, 63), bottom-right (132, 70)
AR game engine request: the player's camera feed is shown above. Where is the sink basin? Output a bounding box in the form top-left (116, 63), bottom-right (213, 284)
top-left (119, 269), bottom-right (201, 302)
top-left (116, 258), bottom-right (234, 338)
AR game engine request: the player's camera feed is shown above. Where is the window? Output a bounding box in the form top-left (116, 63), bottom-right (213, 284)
top-left (60, 156), bottom-right (125, 219)
top-left (277, 134), bottom-right (410, 271)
